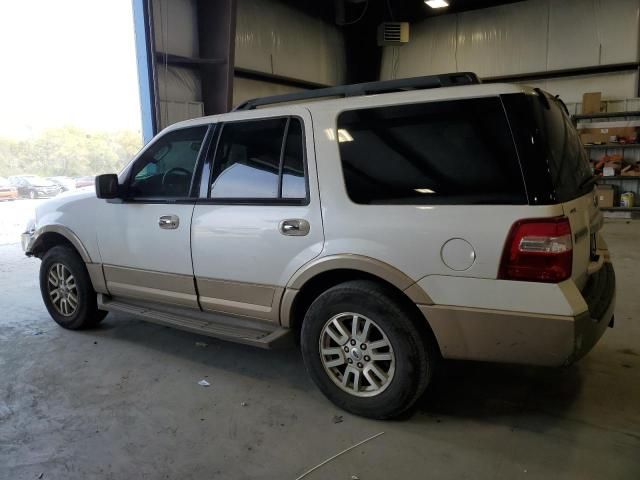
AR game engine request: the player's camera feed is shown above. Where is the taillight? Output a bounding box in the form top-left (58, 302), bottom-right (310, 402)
top-left (499, 216), bottom-right (573, 283)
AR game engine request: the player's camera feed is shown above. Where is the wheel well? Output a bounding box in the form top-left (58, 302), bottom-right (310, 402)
top-left (288, 269), bottom-right (439, 353)
top-left (31, 232), bottom-right (77, 259)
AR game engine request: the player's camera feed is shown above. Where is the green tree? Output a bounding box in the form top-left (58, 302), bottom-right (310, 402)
top-left (0, 126), bottom-right (142, 178)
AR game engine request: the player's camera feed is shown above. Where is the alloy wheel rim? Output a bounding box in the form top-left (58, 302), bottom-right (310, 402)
top-left (319, 312), bottom-right (395, 398)
top-left (47, 263), bottom-right (78, 316)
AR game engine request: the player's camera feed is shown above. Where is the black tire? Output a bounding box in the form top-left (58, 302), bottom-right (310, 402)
top-left (39, 245), bottom-right (107, 330)
top-left (301, 280), bottom-right (436, 419)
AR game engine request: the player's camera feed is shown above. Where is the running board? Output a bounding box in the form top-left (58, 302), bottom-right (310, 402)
top-left (97, 294), bottom-right (292, 349)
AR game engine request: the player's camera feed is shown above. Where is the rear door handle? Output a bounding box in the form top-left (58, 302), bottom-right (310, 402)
top-left (159, 215), bottom-right (179, 230)
top-left (279, 219), bottom-right (310, 236)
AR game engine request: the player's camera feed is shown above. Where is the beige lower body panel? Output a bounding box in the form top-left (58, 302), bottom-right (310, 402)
top-left (196, 277), bottom-right (282, 323)
top-left (86, 263), bottom-right (109, 294)
top-left (103, 265), bottom-right (199, 308)
top-left (419, 304), bottom-right (577, 367)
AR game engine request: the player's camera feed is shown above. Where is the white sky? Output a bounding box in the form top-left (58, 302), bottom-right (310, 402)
top-left (0, 0), bottom-right (142, 137)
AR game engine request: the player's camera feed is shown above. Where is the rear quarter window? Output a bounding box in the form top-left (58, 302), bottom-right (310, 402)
top-left (336, 97), bottom-right (527, 205)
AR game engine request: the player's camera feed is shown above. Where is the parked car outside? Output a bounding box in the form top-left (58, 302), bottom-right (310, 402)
top-left (74, 176), bottom-right (95, 188)
top-left (8, 175), bottom-right (60, 199)
top-left (47, 176), bottom-right (76, 192)
top-left (0, 176), bottom-right (19, 201)
top-left (21, 74), bottom-right (616, 419)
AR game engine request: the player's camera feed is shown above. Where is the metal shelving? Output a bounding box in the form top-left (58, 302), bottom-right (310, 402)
top-left (583, 143), bottom-right (640, 149)
top-left (574, 110), bottom-right (640, 121)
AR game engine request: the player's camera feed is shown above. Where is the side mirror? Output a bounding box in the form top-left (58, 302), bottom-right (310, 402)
top-left (95, 174), bottom-right (120, 199)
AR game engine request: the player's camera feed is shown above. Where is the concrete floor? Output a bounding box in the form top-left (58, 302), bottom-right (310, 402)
top-left (1, 213), bottom-right (639, 479)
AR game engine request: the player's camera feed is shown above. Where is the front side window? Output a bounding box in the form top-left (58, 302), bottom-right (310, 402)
top-left (210, 117), bottom-right (307, 201)
top-left (337, 98), bottom-right (527, 205)
top-left (128, 126), bottom-right (208, 198)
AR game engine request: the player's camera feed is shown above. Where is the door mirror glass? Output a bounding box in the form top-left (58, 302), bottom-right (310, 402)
top-left (95, 174), bottom-right (120, 199)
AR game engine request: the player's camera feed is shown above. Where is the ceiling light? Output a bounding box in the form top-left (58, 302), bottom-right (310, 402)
top-left (415, 188), bottom-right (435, 194)
top-left (425, 0), bottom-right (449, 8)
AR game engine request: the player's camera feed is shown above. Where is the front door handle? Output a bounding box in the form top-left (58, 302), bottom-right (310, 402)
top-left (279, 219), bottom-right (310, 236)
top-left (159, 215), bottom-right (179, 230)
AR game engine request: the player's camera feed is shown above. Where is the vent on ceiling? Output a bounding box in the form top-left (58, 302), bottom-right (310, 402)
top-left (377, 22), bottom-right (410, 46)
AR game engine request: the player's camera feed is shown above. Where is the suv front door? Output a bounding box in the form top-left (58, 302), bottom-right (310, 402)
top-left (97, 125), bottom-right (210, 308)
top-left (191, 110), bottom-right (323, 322)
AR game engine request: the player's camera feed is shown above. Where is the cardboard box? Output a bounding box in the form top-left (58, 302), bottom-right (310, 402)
top-left (579, 126), bottom-right (638, 137)
top-left (596, 185), bottom-right (615, 207)
top-left (580, 132), bottom-right (609, 144)
top-left (582, 92), bottom-right (603, 114)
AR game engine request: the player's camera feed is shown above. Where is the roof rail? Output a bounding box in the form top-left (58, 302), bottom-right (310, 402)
top-left (233, 72), bottom-right (480, 111)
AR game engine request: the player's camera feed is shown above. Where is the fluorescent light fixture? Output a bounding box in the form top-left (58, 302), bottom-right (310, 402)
top-left (425, 0), bottom-right (449, 8)
top-left (414, 188), bottom-right (435, 194)
top-left (337, 129), bottom-right (353, 142)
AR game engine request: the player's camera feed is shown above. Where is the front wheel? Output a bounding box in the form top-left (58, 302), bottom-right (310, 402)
top-left (40, 245), bottom-right (107, 329)
top-left (301, 280), bottom-right (436, 419)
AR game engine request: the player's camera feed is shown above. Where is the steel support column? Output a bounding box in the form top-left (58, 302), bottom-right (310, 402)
top-left (197, 0), bottom-right (237, 115)
top-left (132, 0), bottom-right (158, 143)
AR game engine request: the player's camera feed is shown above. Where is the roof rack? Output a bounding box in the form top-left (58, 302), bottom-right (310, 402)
top-left (233, 72), bottom-right (480, 111)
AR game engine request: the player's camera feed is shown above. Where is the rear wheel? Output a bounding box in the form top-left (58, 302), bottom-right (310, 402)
top-left (40, 245), bottom-right (107, 329)
top-left (301, 280), bottom-right (436, 419)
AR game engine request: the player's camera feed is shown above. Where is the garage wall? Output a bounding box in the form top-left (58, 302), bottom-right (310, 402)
top-left (152, 0), bottom-right (204, 127)
top-left (151, 0), bottom-right (347, 123)
top-left (380, 0), bottom-right (640, 102)
top-left (233, 0), bottom-right (347, 107)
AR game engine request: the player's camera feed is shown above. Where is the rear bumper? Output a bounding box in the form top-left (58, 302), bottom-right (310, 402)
top-left (418, 262), bottom-right (615, 367)
top-left (570, 261), bottom-right (615, 364)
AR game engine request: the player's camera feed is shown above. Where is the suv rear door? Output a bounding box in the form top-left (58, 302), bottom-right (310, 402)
top-left (191, 108), bottom-right (323, 323)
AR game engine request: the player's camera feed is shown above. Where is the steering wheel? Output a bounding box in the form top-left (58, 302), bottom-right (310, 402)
top-left (162, 167), bottom-right (191, 187)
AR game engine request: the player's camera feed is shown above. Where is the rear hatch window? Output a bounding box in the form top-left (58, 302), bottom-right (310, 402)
top-left (533, 93), bottom-right (593, 202)
top-left (336, 97), bottom-right (527, 205)
top-left (502, 91), bottom-right (594, 205)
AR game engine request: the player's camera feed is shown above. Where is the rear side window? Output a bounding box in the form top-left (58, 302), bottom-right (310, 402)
top-left (337, 98), bottom-right (527, 205)
top-left (210, 117), bottom-right (307, 201)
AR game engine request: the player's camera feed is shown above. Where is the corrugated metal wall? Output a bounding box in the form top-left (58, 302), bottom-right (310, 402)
top-left (233, 0), bottom-right (346, 106)
top-left (151, 0), bottom-right (347, 126)
top-left (152, 0), bottom-right (203, 127)
top-left (380, 0), bottom-right (640, 103)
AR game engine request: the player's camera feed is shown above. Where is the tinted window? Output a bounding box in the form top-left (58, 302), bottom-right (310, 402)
top-left (337, 98), bottom-right (527, 205)
top-left (535, 94), bottom-right (593, 202)
top-left (129, 126), bottom-right (207, 198)
top-left (210, 117), bottom-right (307, 200)
top-left (281, 119), bottom-right (306, 198)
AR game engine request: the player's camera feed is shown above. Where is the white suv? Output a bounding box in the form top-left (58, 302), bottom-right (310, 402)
top-left (22, 73), bottom-right (615, 419)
